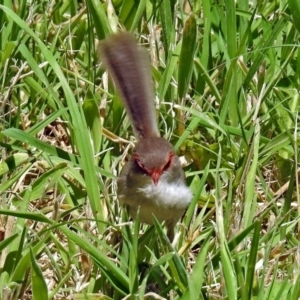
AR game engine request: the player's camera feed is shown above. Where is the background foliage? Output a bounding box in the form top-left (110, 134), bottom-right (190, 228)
top-left (0, 0), bottom-right (300, 299)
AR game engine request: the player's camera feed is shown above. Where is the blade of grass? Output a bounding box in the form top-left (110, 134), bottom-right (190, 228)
top-left (86, 0), bottom-right (112, 39)
top-left (245, 221), bottom-right (261, 299)
top-left (2, 128), bottom-right (113, 177)
top-left (181, 229), bottom-right (213, 300)
top-left (242, 121), bottom-right (260, 228)
top-left (158, 41), bottom-right (181, 101)
top-left (30, 248), bottom-right (48, 300)
top-left (288, 0), bottom-right (300, 34)
top-left (216, 147), bottom-right (237, 299)
top-left (243, 18), bottom-right (285, 89)
top-left (178, 13), bottom-right (197, 100)
top-left (159, 0), bottom-right (174, 59)
top-left (129, 0), bottom-right (147, 32)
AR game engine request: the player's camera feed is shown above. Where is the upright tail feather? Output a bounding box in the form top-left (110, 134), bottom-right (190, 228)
top-left (99, 33), bottom-right (159, 140)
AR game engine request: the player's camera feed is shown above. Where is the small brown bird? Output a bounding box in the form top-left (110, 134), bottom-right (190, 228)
top-left (99, 33), bottom-right (192, 240)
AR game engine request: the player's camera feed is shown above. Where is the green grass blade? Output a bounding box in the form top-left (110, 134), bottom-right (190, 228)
top-left (159, 0), bottom-right (174, 59)
top-left (181, 229), bottom-right (213, 300)
top-left (0, 234), bottom-right (18, 252)
top-left (288, 0), bottom-right (300, 33)
top-left (2, 128), bottom-right (113, 178)
top-left (129, 0), bottom-right (147, 31)
top-left (242, 121), bottom-right (260, 228)
top-left (178, 13), bottom-right (197, 99)
top-left (243, 18), bottom-right (285, 89)
top-left (226, 0), bottom-right (237, 58)
top-left (87, 0), bottom-right (112, 39)
top-left (30, 249), bottom-right (48, 300)
top-left (0, 153), bottom-right (30, 176)
top-left (245, 221), bottom-right (261, 299)
top-left (158, 41), bottom-right (181, 101)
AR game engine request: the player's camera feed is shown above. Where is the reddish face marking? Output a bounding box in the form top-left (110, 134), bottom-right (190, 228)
top-left (134, 152), bottom-right (174, 186)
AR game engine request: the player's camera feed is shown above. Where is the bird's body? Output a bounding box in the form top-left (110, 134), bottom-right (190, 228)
top-left (118, 137), bottom-right (192, 236)
top-left (99, 33), bottom-right (192, 240)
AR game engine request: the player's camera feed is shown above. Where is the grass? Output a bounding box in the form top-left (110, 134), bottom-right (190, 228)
top-left (0, 0), bottom-right (300, 299)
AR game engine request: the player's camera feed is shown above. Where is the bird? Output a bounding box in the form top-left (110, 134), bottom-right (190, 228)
top-left (99, 32), bottom-right (192, 241)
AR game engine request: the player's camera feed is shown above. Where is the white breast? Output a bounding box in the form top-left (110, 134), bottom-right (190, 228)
top-left (138, 176), bottom-right (192, 210)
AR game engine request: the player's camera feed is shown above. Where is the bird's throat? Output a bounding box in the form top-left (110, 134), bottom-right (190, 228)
top-left (138, 174), bottom-right (192, 210)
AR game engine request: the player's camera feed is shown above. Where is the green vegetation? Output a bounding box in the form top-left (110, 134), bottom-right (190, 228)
top-left (0, 0), bottom-right (299, 299)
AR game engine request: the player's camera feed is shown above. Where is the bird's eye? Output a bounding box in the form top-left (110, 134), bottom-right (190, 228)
top-left (163, 153), bottom-right (173, 171)
top-left (163, 159), bottom-right (171, 171)
top-left (134, 156), bottom-right (145, 170)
